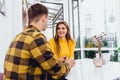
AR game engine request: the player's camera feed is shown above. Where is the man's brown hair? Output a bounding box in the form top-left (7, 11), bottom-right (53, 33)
top-left (28, 3), bottom-right (48, 23)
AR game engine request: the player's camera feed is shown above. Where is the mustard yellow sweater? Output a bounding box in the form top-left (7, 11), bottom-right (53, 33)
top-left (49, 38), bottom-right (76, 59)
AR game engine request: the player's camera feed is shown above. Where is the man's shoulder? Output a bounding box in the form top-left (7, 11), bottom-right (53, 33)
top-left (23, 29), bottom-right (45, 39)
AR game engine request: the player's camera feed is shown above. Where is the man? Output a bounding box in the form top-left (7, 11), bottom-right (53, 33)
top-left (3, 3), bottom-right (75, 80)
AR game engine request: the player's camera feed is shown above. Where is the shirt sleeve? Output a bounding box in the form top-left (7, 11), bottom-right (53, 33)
top-left (29, 34), bottom-right (70, 79)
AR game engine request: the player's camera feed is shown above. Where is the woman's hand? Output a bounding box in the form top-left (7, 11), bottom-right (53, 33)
top-left (59, 56), bottom-right (75, 68)
top-left (59, 56), bottom-right (68, 63)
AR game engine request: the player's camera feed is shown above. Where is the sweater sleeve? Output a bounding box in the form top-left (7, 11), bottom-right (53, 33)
top-left (49, 38), bottom-right (56, 55)
top-left (69, 40), bottom-right (76, 59)
top-left (29, 34), bottom-right (70, 79)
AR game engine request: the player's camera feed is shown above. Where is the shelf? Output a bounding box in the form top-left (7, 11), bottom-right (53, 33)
top-left (83, 48), bottom-right (118, 51)
top-left (75, 48), bottom-right (81, 51)
top-left (75, 48), bottom-right (118, 51)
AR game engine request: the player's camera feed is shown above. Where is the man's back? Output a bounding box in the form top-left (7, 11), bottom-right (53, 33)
top-left (3, 26), bottom-right (70, 80)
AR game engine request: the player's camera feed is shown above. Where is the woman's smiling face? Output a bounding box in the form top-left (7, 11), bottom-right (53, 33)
top-left (57, 24), bottom-right (67, 39)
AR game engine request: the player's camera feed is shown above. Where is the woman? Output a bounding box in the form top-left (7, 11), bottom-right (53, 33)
top-left (49, 21), bottom-right (76, 60)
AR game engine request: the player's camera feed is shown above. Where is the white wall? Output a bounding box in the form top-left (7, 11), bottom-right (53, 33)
top-left (0, 0), bottom-right (22, 72)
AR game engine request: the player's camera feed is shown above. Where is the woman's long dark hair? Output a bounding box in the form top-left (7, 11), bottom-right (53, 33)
top-left (54, 21), bottom-right (72, 54)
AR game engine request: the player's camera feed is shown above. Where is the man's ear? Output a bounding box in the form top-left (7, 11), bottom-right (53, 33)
top-left (41, 15), bottom-right (46, 23)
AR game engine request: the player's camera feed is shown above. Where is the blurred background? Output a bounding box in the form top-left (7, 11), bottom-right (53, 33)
top-left (0, 0), bottom-right (120, 72)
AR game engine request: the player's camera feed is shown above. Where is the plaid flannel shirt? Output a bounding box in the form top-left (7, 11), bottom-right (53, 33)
top-left (3, 25), bottom-right (70, 80)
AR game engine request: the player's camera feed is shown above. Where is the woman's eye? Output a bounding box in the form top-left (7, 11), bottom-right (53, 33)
top-left (62, 28), bottom-right (65, 30)
top-left (57, 28), bottom-right (60, 30)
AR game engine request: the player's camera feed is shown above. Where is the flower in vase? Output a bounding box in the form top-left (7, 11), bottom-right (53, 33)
top-left (92, 32), bottom-right (106, 58)
top-left (92, 32), bottom-right (106, 47)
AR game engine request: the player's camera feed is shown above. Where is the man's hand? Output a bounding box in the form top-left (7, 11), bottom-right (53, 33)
top-left (65, 58), bottom-right (75, 68)
top-left (59, 56), bottom-right (75, 68)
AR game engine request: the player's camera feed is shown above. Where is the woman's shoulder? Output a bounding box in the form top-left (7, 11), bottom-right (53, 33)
top-left (68, 39), bottom-right (76, 44)
top-left (49, 38), bottom-right (54, 41)
top-left (49, 38), bottom-right (55, 43)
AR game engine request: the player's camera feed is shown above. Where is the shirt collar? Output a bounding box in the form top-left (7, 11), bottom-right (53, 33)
top-left (25, 25), bottom-right (40, 32)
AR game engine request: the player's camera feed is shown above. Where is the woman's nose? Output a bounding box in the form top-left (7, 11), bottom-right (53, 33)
top-left (59, 29), bottom-right (63, 31)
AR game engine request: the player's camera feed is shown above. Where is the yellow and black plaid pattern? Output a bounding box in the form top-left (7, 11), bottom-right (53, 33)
top-left (3, 25), bottom-right (70, 80)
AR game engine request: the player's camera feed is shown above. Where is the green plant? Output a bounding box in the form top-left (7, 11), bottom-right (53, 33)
top-left (85, 50), bottom-right (96, 59)
top-left (110, 47), bottom-right (120, 62)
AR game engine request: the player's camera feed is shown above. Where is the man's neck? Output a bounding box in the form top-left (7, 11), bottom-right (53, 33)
top-left (30, 23), bottom-right (43, 31)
